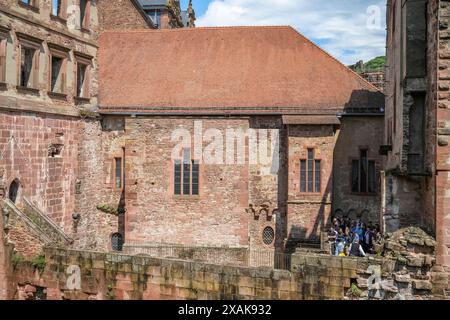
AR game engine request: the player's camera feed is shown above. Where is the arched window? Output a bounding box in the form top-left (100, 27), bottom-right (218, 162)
top-left (9, 179), bottom-right (20, 203)
top-left (111, 233), bottom-right (123, 252)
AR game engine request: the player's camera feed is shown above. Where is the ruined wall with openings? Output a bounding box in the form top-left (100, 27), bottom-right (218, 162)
top-left (0, 0), bottom-right (99, 110)
top-left (436, 0), bottom-right (450, 267)
top-left (382, 0), bottom-right (433, 234)
top-left (0, 0), bottom-right (147, 255)
top-left (333, 116), bottom-right (384, 226)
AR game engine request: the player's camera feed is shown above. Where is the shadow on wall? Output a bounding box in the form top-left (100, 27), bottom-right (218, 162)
top-left (344, 89), bottom-right (385, 111)
top-left (283, 88), bottom-right (385, 248)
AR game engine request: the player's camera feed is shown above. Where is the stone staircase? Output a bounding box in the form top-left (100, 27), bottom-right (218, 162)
top-left (2, 197), bottom-right (73, 247)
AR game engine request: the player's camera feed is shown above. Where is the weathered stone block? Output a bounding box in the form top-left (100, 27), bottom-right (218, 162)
top-left (412, 280), bottom-right (433, 290)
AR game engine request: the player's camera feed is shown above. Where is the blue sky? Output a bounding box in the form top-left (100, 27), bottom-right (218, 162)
top-left (180, 0), bottom-right (387, 65)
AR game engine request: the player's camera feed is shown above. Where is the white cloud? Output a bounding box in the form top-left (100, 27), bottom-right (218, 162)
top-left (197, 0), bottom-right (386, 65)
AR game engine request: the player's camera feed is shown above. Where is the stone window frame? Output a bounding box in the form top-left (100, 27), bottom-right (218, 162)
top-left (79, 0), bottom-right (91, 31)
top-left (18, 0), bottom-right (40, 13)
top-left (47, 43), bottom-right (69, 99)
top-left (113, 156), bottom-right (124, 191)
top-left (50, 0), bottom-right (68, 22)
top-left (172, 148), bottom-right (201, 198)
top-left (0, 26), bottom-right (10, 86)
top-left (349, 147), bottom-right (377, 196)
top-left (16, 33), bottom-right (43, 94)
top-left (299, 147), bottom-right (322, 194)
top-left (74, 51), bottom-right (92, 102)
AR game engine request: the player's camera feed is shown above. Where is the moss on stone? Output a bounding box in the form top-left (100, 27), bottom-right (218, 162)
top-left (346, 283), bottom-right (363, 298)
top-left (31, 254), bottom-right (46, 274)
top-left (96, 204), bottom-right (120, 216)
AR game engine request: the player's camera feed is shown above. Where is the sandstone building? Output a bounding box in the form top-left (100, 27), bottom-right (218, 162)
top-left (98, 27), bottom-right (384, 252)
top-left (4, 0), bottom-right (450, 301)
top-left (0, 1), bottom-right (384, 257)
top-left (0, 0), bottom-right (154, 299)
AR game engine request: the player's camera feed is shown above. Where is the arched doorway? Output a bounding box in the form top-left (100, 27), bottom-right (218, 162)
top-left (9, 179), bottom-right (20, 204)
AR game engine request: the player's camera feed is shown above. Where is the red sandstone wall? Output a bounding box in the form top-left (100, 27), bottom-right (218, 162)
top-left (248, 117), bottom-right (285, 250)
top-left (0, 208), bottom-right (8, 299)
top-left (124, 117), bottom-right (251, 247)
top-left (287, 125), bottom-right (334, 241)
top-left (72, 118), bottom-right (125, 251)
top-left (333, 116), bottom-right (384, 225)
top-left (436, 0), bottom-right (450, 267)
top-left (0, 111), bottom-right (125, 253)
top-left (0, 111), bottom-right (80, 229)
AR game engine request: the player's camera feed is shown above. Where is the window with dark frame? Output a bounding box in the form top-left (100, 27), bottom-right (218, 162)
top-left (0, 35), bottom-right (6, 83)
top-left (300, 148), bottom-right (321, 193)
top-left (50, 56), bottom-right (64, 93)
top-left (76, 62), bottom-right (88, 98)
top-left (20, 0), bottom-right (37, 7)
top-left (20, 46), bottom-right (36, 88)
top-left (51, 0), bottom-right (65, 19)
top-left (115, 158), bottom-right (122, 189)
top-left (351, 149), bottom-right (376, 194)
top-left (174, 148), bottom-right (199, 196)
top-left (80, 0), bottom-right (90, 29)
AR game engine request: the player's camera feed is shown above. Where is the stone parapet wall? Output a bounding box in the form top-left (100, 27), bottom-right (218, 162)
top-left (4, 245), bottom-right (450, 300)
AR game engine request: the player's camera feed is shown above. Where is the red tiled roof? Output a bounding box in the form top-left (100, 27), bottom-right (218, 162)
top-left (98, 26), bottom-right (384, 115)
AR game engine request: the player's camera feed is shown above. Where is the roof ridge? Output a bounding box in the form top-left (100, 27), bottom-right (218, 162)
top-left (288, 27), bottom-right (383, 93)
top-left (101, 25), bottom-right (293, 34)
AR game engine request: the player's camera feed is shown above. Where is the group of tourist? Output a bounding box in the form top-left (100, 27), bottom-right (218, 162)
top-left (327, 217), bottom-right (383, 257)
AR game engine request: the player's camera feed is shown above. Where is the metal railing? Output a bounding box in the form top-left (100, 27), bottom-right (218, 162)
top-left (123, 242), bottom-right (292, 270)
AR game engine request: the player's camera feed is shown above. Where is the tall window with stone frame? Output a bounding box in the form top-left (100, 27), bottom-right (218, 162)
top-left (80, 0), bottom-right (91, 29)
top-left (19, 0), bottom-right (38, 8)
top-left (351, 149), bottom-right (376, 194)
top-left (18, 37), bottom-right (40, 89)
top-left (48, 45), bottom-right (68, 95)
top-left (300, 148), bottom-right (321, 193)
top-left (0, 31), bottom-right (7, 84)
top-left (114, 157), bottom-right (123, 190)
top-left (74, 53), bottom-right (91, 99)
top-left (174, 148), bottom-right (199, 196)
top-left (51, 0), bottom-right (66, 20)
